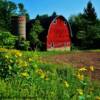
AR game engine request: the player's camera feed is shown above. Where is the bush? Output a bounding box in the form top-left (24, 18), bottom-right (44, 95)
top-left (0, 31), bottom-right (17, 49)
top-left (0, 49), bottom-right (22, 78)
top-left (0, 48), bottom-right (39, 78)
top-left (15, 38), bottom-right (30, 50)
top-left (71, 44), bottom-right (79, 51)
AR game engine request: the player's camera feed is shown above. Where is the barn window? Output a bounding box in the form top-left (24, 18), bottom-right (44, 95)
top-left (53, 20), bottom-right (56, 24)
top-left (64, 21), bottom-right (67, 25)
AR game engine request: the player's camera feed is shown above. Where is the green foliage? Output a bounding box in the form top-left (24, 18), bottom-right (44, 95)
top-left (0, 0), bottom-right (30, 31)
top-left (0, 31), bottom-right (17, 48)
top-left (25, 13), bottom-right (30, 22)
top-left (0, 49), bottom-right (19, 78)
top-left (18, 3), bottom-right (30, 22)
top-left (69, 1), bottom-right (100, 49)
top-left (0, 49), bottom-right (100, 99)
top-left (18, 3), bottom-right (26, 15)
top-left (0, 48), bottom-right (38, 78)
top-left (29, 20), bottom-right (44, 50)
top-left (71, 44), bottom-right (79, 51)
top-left (83, 1), bottom-right (97, 22)
top-left (0, 0), bottom-right (17, 31)
top-left (15, 38), bottom-right (30, 50)
top-left (77, 22), bottom-right (100, 48)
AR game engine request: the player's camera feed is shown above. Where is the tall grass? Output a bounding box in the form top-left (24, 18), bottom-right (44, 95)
top-left (0, 48), bottom-right (100, 100)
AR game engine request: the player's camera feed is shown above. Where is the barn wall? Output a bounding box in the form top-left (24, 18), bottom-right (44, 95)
top-left (47, 16), bottom-right (71, 51)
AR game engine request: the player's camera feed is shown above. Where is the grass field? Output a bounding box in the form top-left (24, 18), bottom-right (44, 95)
top-left (24, 50), bottom-right (100, 80)
top-left (0, 48), bottom-right (100, 99)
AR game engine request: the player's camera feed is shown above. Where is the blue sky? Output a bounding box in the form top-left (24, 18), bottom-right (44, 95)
top-left (11, 0), bottom-right (100, 19)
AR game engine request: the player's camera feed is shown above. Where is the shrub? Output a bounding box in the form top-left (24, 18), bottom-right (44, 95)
top-left (0, 49), bottom-right (22, 78)
top-left (0, 31), bottom-right (17, 49)
top-left (71, 44), bottom-right (79, 51)
top-left (0, 48), bottom-right (39, 78)
top-left (15, 38), bottom-right (30, 50)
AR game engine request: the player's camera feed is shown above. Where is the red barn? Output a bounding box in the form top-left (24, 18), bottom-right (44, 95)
top-left (26, 15), bottom-right (71, 51)
top-left (47, 16), bottom-right (71, 51)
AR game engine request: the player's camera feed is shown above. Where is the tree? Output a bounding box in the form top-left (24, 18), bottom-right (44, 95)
top-left (51, 12), bottom-right (57, 19)
top-left (7, 1), bottom-right (17, 15)
top-left (83, 1), bottom-right (97, 22)
top-left (68, 14), bottom-right (85, 46)
top-left (76, 1), bottom-right (99, 49)
top-left (69, 1), bottom-right (100, 49)
top-left (18, 3), bottom-right (30, 22)
top-left (18, 3), bottom-right (26, 15)
top-left (0, 31), bottom-right (17, 48)
top-left (29, 20), bottom-right (44, 50)
top-left (0, 1), bottom-right (30, 31)
top-left (0, 0), bottom-right (17, 31)
top-left (25, 13), bottom-right (30, 22)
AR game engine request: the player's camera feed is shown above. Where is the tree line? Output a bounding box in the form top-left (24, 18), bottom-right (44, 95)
top-left (0, 0), bottom-right (29, 32)
top-left (0, 0), bottom-right (100, 50)
top-left (69, 1), bottom-right (100, 49)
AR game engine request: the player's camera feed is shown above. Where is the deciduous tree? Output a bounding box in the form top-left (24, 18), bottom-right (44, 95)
top-left (29, 20), bottom-right (44, 50)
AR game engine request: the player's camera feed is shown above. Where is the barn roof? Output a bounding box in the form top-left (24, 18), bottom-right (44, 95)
top-left (52, 15), bottom-right (67, 22)
top-left (48, 15), bottom-right (72, 37)
top-left (26, 15), bottom-right (72, 40)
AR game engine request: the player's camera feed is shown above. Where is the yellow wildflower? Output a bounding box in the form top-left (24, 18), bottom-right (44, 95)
top-left (29, 58), bottom-right (32, 62)
top-left (15, 51), bottom-right (22, 57)
top-left (45, 76), bottom-right (49, 80)
top-left (21, 72), bottom-right (29, 77)
top-left (95, 96), bottom-right (100, 100)
top-left (36, 69), bottom-right (46, 79)
top-left (90, 66), bottom-right (94, 71)
top-left (77, 89), bottom-right (83, 95)
top-left (64, 80), bottom-right (69, 88)
top-left (0, 48), bottom-right (7, 51)
top-left (18, 60), bottom-right (28, 67)
top-left (77, 73), bottom-right (84, 81)
top-left (36, 69), bottom-right (43, 75)
top-left (23, 62), bottom-right (28, 67)
top-left (79, 67), bottom-right (87, 72)
top-left (40, 73), bottom-right (45, 79)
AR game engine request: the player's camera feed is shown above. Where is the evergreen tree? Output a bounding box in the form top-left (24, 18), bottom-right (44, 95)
top-left (83, 1), bottom-right (97, 22)
top-left (76, 1), bottom-right (100, 49)
top-left (51, 12), bottom-right (57, 19)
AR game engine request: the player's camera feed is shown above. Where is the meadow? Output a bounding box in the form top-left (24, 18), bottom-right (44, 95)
top-left (0, 48), bottom-right (100, 100)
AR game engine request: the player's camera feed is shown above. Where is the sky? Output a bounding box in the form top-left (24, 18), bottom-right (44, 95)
top-left (11, 0), bottom-right (100, 19)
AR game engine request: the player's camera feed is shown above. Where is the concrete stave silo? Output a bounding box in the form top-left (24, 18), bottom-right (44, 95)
top-left (18, 16), bottom-right (26, 39)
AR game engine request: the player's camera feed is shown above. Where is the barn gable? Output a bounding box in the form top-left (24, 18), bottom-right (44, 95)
top-left (47, 16), bottom-right (71, 51)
